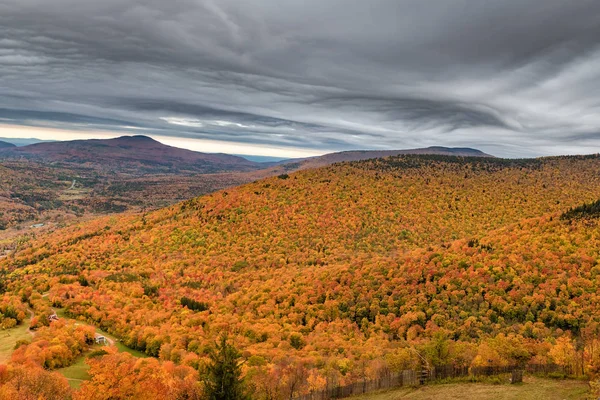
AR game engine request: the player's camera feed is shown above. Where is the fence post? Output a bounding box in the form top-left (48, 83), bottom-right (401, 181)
top-left (291, 364), bottom-right (567, 400)
top-left (511, 370), bottom-right (523, 384)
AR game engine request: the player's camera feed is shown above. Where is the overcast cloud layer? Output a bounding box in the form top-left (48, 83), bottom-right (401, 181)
top-left (1, 0), bottom-right (600, 157)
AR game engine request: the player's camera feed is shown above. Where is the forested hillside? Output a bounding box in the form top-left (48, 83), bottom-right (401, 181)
top-left (2, 154), bottom-right (600, 398)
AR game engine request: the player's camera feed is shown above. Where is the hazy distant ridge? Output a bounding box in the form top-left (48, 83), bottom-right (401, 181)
top-left (282, 146), bottom-right (493, 170)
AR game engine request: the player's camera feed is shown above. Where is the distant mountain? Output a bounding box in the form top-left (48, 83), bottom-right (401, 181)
top-left (0, 140), bottom-right (16, 149)
top-left (280, 146), bottom-right (494, 170)
top-left (0, 137), bottom-right (55, 147)
top-left (0, 135), bottom-right (262, 174)
top-left (234, 154), bottom-right (291, 163)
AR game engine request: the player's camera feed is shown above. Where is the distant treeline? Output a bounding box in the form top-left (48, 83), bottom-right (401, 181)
top-left (349, 153), bottom-right (600, 173)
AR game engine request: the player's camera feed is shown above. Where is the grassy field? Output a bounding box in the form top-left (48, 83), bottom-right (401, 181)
top-left (350, 377), bottom-right (589, 400)
top-left (0, 321), bottom-right (31, 364)
top-left (0, 301), bottom-right (149, 388)
top-left (114, 341), bottom-right (148, 358)
top-left (31, 306), bottom-right (147, 387)
top-left (56, 338), bottom-right (147, 388)
top-left (53, 308), bottom-right (148, 387)
top-left (57, 356), bottom-right (92, 389)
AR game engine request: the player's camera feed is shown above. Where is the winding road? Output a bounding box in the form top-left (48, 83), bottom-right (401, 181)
top-left (31, 294), bottom-right (116, 346)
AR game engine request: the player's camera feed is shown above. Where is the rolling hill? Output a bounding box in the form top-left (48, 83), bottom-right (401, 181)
top-left (0, 135), bottom-right (262, 174)
top-left (280, 146), bottom-right (493, 170)
top-left (2, 153), bottom-right (600, 398)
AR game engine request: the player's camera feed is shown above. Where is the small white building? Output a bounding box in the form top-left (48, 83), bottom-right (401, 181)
top-left (95, 335), bottom-right (108, 345)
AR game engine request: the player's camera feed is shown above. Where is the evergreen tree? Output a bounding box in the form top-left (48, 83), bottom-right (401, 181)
top-left (203, 334), bottom-right (250, 400)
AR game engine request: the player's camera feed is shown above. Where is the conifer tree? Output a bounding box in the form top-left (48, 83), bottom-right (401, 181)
top-left (203, 334), bottom-right (250, 400)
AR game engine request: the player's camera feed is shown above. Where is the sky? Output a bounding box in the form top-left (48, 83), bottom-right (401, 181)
top-left (1, 0), bottom-right (600, 158)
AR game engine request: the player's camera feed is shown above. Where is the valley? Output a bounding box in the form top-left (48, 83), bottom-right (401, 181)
top-left (0, 136), bottom-right (486, 252)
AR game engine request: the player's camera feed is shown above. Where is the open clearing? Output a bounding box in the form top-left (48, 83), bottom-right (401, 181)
top-left (55, 307), bottom-right (147, 358)
top-left (57, 356), bottom-right (92, 389)
top-left (0, 301), bottom-right (148, 389)
top-left (0, 320), bottom-right (30, 363)
top-left (349, 376), bottom-right (589, 400)
top-left (53, 307), bottom-right (148, 386)
top-left (57, 341), bottom-right (147, 388)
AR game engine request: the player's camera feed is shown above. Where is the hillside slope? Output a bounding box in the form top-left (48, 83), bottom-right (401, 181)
top-left (3, 154), bottom-right (600, 398)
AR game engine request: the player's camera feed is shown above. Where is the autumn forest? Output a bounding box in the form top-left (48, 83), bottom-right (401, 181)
top-left (2, 154), bottom-right (600, 398)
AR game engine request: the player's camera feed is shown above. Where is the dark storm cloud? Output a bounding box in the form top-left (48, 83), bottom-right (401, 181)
top-left (1, 0), bottom-right (600, 156)
top-left (0, 108), bottom-right (139, 127)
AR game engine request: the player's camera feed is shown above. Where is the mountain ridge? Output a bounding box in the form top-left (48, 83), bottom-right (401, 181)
top-left (0, 137), bottom-right (55, 147)
top-left (0, 135), bottom-right (495, 174)
top-left (0, 135), bottom-right (262, 174)
top-left (0, 139), bottom-right (16, 149)
top-left (280, 145), bottom-right (494, 170)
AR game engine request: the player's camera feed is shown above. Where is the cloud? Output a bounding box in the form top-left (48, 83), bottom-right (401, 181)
top-left (1, 0), bottom-right (600, 157)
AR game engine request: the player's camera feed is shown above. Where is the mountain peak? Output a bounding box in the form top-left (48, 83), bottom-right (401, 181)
top-left (106, 135), bottom-right (160, 146)
top-left (120, 135), bottom-right (156, 142)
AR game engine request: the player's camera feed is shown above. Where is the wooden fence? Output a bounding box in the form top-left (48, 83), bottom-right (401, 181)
top-left (294, 363), bottom-right (569, 400)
